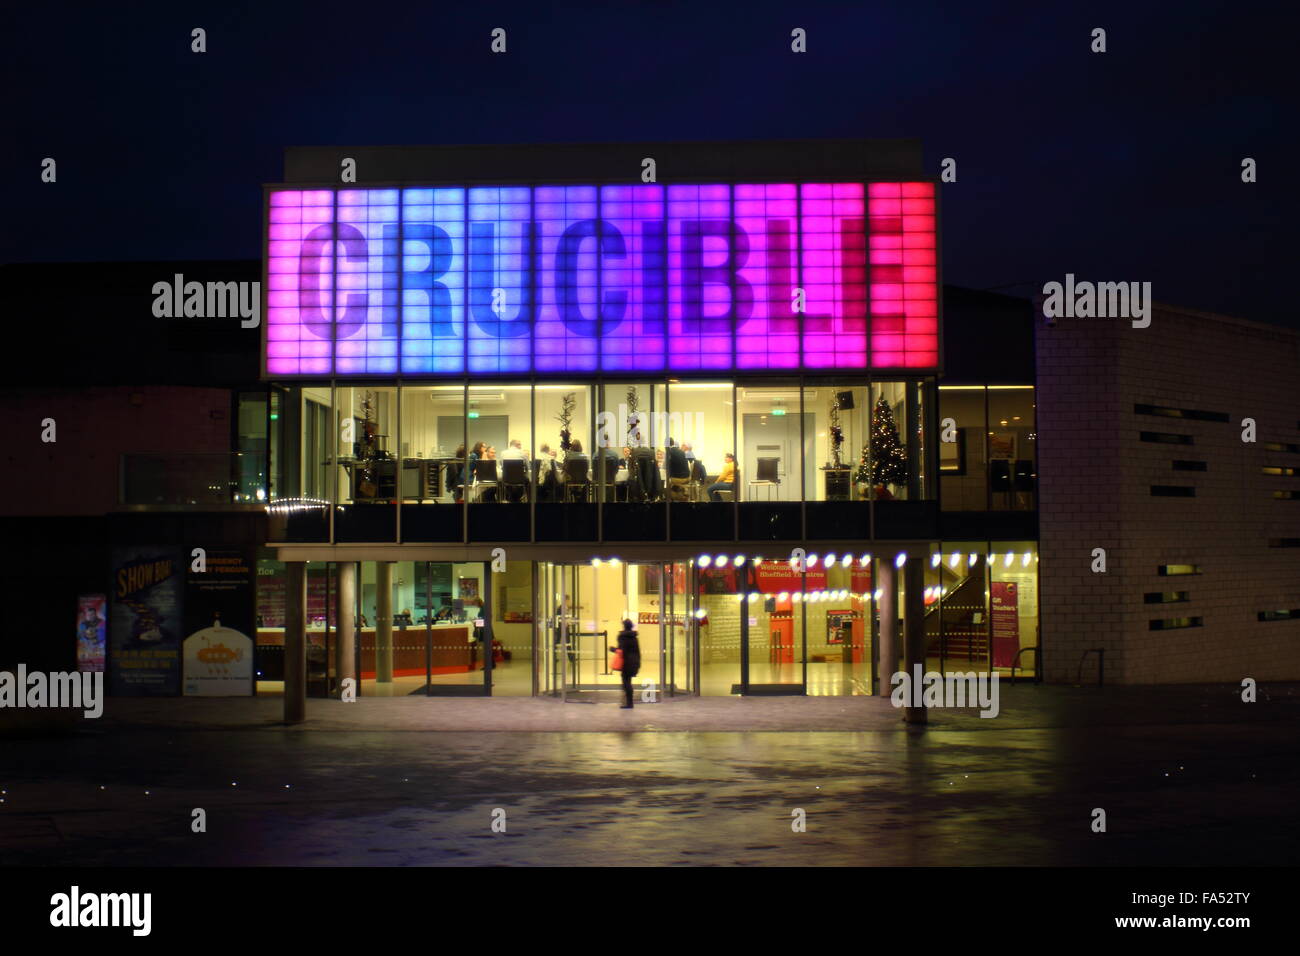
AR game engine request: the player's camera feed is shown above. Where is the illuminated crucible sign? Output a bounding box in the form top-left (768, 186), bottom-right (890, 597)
top-left (264, 183), bottom-right (937, 376)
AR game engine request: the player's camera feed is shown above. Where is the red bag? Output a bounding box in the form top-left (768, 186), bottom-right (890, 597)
top-left (610, 648), bottom-right (624, 671)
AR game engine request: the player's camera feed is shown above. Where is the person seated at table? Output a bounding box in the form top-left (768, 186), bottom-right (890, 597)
top-left (666, 439), bottom-right (690, 480)
top-left (449, 445), bottom-right (466, 499)
top-left (536, 444), bottom-right (558, 500)
top-left (469, 441), bottom-right (492, 499)
top-left (707, 452), bottom-right (737, 501)
top-left (480, 444), bottom-right (501, 501)
top-left (456, 442), bottom-right (484, 501)
top-left (666, 438), bottom-right (692, 500)
top-left (596, 436), bottom-right (621, 464)
top-left (682, 441), bottom-right (696, 464)
top-left (502, 439), bottom-right (527, 459)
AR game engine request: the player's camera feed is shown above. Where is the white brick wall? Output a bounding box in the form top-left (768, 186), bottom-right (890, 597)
top-left (1037, 305), bottom-right (1300, 684)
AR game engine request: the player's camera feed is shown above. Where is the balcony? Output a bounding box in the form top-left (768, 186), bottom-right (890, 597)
top-left (120, 453), bottom-right (267, 508)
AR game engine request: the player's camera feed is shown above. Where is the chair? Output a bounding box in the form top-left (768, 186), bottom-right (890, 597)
top-left (689, 459), bottom-right (708, 501)
top-left (600, 455), bottom-right (620, 492)
top-left (563, 456), bottom-right (590, 502)
top-left (473, 459), bottom-right (499, 503)
top-left (534, 458), bottom-right (559, 502)
top-left (749, 456), bottom-right (780, 500)
top-left (501, 458), bottom-right (529, 502)
top-left (633, 448), bottom-right (662, 502)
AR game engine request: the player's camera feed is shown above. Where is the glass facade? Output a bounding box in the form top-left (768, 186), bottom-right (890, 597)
top-left (250, 380), bottom-right (1039, 700)
top-left (265, 377), bottom-right (955, 544)
top-left (939, 385), bottom-right (1037, 512)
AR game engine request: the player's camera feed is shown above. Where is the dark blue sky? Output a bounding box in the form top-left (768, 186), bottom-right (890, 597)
top-left (5, 0), bottom-right (1293, 328)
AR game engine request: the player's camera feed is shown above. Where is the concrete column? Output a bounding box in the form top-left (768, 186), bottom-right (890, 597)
top-left (283, 561), bottom-right (307, 724)
top-left (376, 561), bottom-right (394, 683)
top-left (336, 561), bottom-right (357, 698)
top-left (877, 559), bottom-right (897, 695)
top-left (903, 557), bottom-right (928, 724)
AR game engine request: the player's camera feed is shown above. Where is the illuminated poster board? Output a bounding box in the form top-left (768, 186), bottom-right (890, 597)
top-left (76, 594), bottom-right (107, 673)
top-left (183, 549), bottom-right (255, 697)
top-left (110, 548), bottom-right (183, 696)
top-left (264, 183), bottom-right (938, 376)
top-left (991, 580), bottom-right (1019, 668)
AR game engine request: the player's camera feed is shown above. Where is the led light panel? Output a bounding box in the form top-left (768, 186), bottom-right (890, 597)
top-left (264, 183), bottom-right (939, 376)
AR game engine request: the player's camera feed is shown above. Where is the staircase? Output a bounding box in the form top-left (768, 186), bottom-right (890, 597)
top-left (924, 565), bottom-right (988, 664)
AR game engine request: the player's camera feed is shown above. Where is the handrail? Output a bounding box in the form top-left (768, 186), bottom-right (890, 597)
top-left (1076, 647), bottom-right (1105, 687)
top-left (1009, 646), bottom-right (1039, 684)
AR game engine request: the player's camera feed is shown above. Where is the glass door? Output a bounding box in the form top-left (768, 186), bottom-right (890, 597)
top-left (660, 561), bottom-right (695, 696)
top-left (743, 558), bottom-right (805, 694)
top-left (538, 561), bottom-right (579, 698)
top-left (537, 560), bottom-right (673, 702)
top-left (419, 560), bottom-right (490, 697)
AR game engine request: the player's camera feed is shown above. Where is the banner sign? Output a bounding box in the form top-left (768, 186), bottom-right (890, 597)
top-left (265, 183), bottom-right (938, 376)
top-left (754, 564), bottom-right (828, 593)
top-left (991, 580), bottom-right (1020, 668)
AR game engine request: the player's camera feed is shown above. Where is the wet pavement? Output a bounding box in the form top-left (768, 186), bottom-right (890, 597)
top-left (2, 683), bottom-right (1297, 866)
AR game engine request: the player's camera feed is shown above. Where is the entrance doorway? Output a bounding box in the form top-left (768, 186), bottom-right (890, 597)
top-left (538, 561), bottom-right (695, 701)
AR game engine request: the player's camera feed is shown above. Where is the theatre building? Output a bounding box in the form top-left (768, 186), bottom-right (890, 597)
top-left (254, 138), bottom-right (1043, 709)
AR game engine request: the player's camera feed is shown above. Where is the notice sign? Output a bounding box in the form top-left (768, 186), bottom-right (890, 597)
top-left (183, 549), bottom-right (255, 696)
top-left (76, 594), bottom-right (107, 672)
top-left (991, 581), bottom-right (1019, 668)
top-left (754, 564), bottom-right (827, 593)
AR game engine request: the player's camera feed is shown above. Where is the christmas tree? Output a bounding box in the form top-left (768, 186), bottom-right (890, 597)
top-left (857, 397), bottom-right (909, 489)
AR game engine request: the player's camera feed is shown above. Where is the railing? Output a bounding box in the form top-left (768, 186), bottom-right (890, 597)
top-left (1076, 647), bottom-right (1105, 687)
top-left (1009, 646), bottom-right (1039, 684)
top-left (120, 453), bottom-right (267, 506)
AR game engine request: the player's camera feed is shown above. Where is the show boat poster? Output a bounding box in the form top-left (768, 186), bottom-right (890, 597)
top-left (110, 548), bottom-right (183, 696)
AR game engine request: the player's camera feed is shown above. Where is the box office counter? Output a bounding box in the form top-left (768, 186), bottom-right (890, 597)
top-left (255, 622), bottom-right (476, 679)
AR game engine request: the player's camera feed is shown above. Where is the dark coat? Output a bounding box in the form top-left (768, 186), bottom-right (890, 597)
top-left (666, 446), bottom-right (690, 479)
top-left (615, 628), bottom-right (641, 676)
top-left (628, 447), bottom-right (662, 501)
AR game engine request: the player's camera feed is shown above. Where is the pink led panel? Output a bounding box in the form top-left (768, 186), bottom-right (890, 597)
top-left (867, 182), bottom-right (938, 368)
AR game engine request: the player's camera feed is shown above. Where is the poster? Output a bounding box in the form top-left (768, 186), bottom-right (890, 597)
top-left (256, 562), bottom-right (331, 627)
top-left (184, 549), bottom-right (255, 696)
top-left (76, 594), bottom-right (107, 672)
top-left (256, 560), bottom-right (284, 627)
top-left (110, 547), bottom-right (184, 696)
top-left (991, 580), bottom-right (1020, 668)
top-left (457, 576), bottom-right (481, 604)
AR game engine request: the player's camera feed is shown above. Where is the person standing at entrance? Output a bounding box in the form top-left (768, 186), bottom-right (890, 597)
top-left (612, 618), bottom-right (641, 709)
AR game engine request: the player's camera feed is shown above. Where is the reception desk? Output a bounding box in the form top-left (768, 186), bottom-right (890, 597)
top-left (256, 623), bottom-right (475, 678)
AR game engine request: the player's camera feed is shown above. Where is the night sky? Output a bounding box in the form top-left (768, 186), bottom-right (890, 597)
top-left (4, 0), bottom-right (1293, 329)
